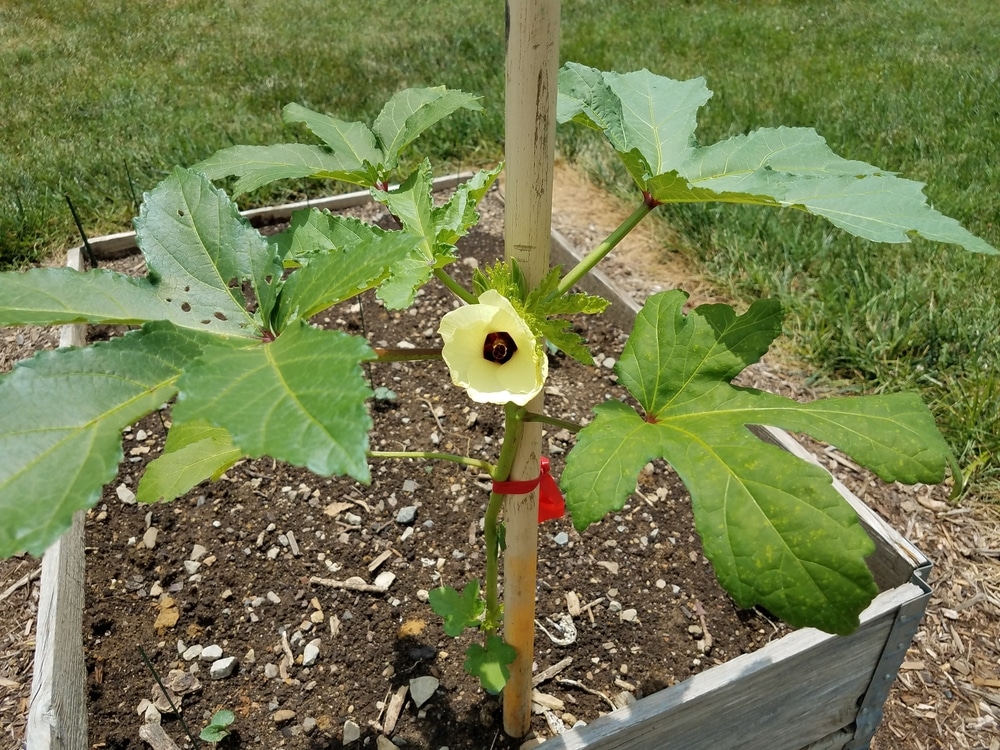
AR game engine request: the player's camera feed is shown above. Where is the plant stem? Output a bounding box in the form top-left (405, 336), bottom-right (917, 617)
top-left (483, 403), bottom-right (527, 632)
top-left (434, 267), bottom-right (478, 304)
top-left (552, 200), bottom-right (654, 298)
top-left (367, 449), bottom-right (494, 474)
top-left (521, 411), bottom-right (582, 433)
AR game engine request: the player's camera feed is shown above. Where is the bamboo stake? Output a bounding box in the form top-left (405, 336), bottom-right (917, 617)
top-left (503, 0), bottom-right (561, 737)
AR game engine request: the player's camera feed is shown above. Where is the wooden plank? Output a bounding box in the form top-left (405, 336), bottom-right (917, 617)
top-left (26, 247), bottom-right (89, 750)
top-left (542, 583), bottom-right (924, 750)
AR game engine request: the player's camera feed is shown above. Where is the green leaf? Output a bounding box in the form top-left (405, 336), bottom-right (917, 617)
top-left (372, 87), bottom-right (482, 169)
top-left (137, 420), bottom-right (243, 504)
top-left (0, 168), bottom-right (279, 335)
top-left (558, 65), bottom-right (997, 255)
top-left (464, 635), bottom-right (516, 695)
top-left (428, 581), bottom-right (485, 636)
top-left (282, 102), bottom-right (384, 169)
top-left (274, 212), bottom-right (424, 325)
top-left (173, 320), bottom-right (375, 481)
top-left (558, 63), bottom-right (711, 189)
top-left (0, 267), bottom-right (183, 327)
top-left (372, 160), bottom-right (437, 260)
top-left (0, 323), bottom-right (206, 556)
top-left (195, 143), bottom-right (378, 195)
top-left (135, 167), bottom-right (272, 338)
top-left (434, 164), bottom-right (504, 246)
top-left (562, 291), bottom-right (955, 634)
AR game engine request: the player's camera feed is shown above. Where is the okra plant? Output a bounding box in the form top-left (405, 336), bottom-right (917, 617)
top-left (0, 64), bottom-right (993, 704)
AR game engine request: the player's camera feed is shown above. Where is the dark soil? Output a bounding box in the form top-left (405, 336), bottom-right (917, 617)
top-left (81, 189), bottom-right (789, 750)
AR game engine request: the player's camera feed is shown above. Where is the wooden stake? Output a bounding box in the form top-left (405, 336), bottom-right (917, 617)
top-left (503, 0), bottom-right (561, 737)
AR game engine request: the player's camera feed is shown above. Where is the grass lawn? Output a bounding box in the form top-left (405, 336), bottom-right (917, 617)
top-left (3, 0), bottom-right (999, 493)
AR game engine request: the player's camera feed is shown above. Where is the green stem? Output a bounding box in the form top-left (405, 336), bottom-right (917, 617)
top-left (553, 200), bottom-right (654, 298)
top-left (367, 450), bottom-right (494, 474)
top-left (483, 403), bottom-right (527, 633)
top-left (434, 267), bottom-right (478, 304)
top-left (521, 411), bottom-right (582, 433)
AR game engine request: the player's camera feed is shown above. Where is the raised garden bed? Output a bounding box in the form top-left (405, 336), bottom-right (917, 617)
top-left (26, 177), bottom-right (931, 750)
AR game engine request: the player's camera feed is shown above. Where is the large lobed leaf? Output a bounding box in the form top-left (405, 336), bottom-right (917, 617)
top-left (0, 324), bottom-right (207, 556)
top-left (195, 87), bottom-right (481, 194)
top-left (172, 321), bottom-right (375, 482)
top-left (562, 291), bottom-right (955, 634)
top-left (0, 168), bottom-right (276, 335)
top-left (557, 64), bottom-right (997, 255)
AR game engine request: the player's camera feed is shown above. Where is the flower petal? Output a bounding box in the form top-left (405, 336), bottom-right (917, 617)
top-left (438, 290), bottom-right (547, 405)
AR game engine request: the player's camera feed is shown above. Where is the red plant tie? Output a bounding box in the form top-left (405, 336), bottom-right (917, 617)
top-left (492, 457), bottom-right (566, 523)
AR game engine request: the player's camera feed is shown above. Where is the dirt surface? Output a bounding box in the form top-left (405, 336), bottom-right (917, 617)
top-left (1, 165), bottom-right (998, 749)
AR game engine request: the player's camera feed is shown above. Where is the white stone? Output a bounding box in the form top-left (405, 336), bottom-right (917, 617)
top-left (142, 527), bottom-right (159, 549)
top-left (116, 484), bottom-right (136, 504)
top-left (267, 591), bottom-right (281, 604)
top-left (189, 544), bottom-right (208, 561)
top-left (409, 675), bottom-right (439, 708)
top-left (374, 571), bottom-right (396, 590)
top-left (200, 644), bottom-right (223, 662)
top-left (376, 737), bottom-right (401, 750)
top-left (343, 719), bottom-right (361, 745)
top-left (209, 656), bottom-right (238, 679)
top-left (302, 638), bottom-right (321, 667)
top-left (182, 644), bottom-right (203, 661)
top-left (182, 560), bottom-right (201, 575)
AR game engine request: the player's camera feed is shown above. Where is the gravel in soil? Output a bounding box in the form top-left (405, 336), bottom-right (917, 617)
top-left (74, 188), bottom-right (790, 749)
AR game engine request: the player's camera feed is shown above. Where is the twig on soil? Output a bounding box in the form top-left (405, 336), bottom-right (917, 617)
top-left (309, 575), bottom-right (390, 593)
top-left (139, 722), bottom-right (182, 750)
top-left (532, 657), bottom-right (573, 687)
top-left (557, 678), bottom-right (617, 712)
top-left (0, 567), bottom-right (40, 603)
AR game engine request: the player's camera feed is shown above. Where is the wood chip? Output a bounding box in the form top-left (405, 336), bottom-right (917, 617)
top-left (139, 722), bottom-right (182, 750)
top-left (368, 549), bottom-right (393, 573)
top-left (532, 657), bottom-right (573, 687)
top-left (382, 684), bottom-right (408, 735)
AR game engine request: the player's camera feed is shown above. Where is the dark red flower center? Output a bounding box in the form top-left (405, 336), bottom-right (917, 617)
top-left (483, 331), bottom-right (517, 364)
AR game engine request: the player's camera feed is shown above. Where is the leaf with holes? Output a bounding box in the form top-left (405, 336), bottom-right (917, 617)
top-left (561, 290), bottom-right (955, 634)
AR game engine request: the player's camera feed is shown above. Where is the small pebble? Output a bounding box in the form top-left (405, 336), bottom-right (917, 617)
top-left (409, 676), bottom-right (439, 708)
top-left (200, 644), bottom-right (223, 662)
top-left (272, 709), bottom-right (296, 724)
top-left (182, 645), bottom-right (203, 661)
top-left (395, 506), bottom-right (417, 525)
top-left (210, 656), bottom-right (238, 680)
top-left (182, 560), bottom-right (201, 575)
top-left (553, 531), bottom-right (569, 546)
top-left (302, 717), bottom-right (317, 734)
top-left (343, 719), bottom-right (361, 745)
top-left (267, 591), bottom-right (281, 604)
top-left (303, 639), bottom-right (321, 667)
top-left (142, 527), bottom-right (159, 549)
top-left (264, 663), bottom-right (279, 679)
top-left (189, 544), bottom-right (207, 561)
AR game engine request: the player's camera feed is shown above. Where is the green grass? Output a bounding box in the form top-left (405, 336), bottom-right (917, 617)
top-left (4, 0), bottom-right (1000, 494)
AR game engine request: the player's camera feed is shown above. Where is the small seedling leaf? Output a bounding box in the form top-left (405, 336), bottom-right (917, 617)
top-left (428, 581), bottom-right (485, 637)
top-left (463, 635), bottom-right (516, 695)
